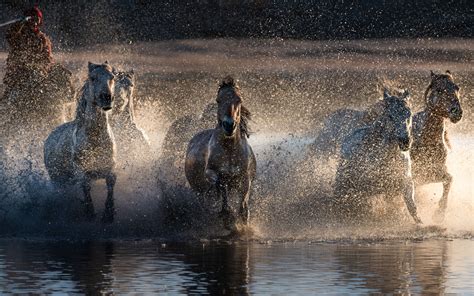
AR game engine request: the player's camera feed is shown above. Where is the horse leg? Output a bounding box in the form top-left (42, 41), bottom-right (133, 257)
top-left (238, 177), bottom-right (251, 225)
top-left (402, 178), bottom-right (422, 224)
top-left (433, 171), bottom-right (452, 222)
top-left (102, 172), bottom-right (117, 223)
top-left (217, 181), bottom-right (234, 229)
top-left (82, 174), bottom-right (95, 220)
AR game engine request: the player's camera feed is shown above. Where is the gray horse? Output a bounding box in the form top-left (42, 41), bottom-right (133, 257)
top-left (109, 70), bottom-right (150, 160)
top-left (411, 71), bottom-right (463, 221)
top-left (334, 89), bottom-right (422, 224)
top-left (44, 62), bottom-right (117, 223)
top-left (185, 77), bottom-right (256, 228)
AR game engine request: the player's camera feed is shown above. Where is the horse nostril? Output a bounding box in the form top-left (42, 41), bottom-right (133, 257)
top-left (222, 119), bottom-right (234, 133)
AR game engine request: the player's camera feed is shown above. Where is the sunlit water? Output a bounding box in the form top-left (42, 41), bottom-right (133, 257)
top-left (0, 239), bottom-right (473, 294)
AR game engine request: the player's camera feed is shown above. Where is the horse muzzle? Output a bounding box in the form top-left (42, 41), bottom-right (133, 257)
top-left (99, 94), bottom-right (114, 111)
top-left (222, 118), bottom-right (236, 136)
top-left (449, 108), bottom-right (462, 123)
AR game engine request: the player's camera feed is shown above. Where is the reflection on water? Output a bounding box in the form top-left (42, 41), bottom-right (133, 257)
top-left (0, 239), bottom-right (473, 294)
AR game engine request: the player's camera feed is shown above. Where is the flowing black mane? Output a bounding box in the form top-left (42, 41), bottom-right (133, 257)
top-left (74, 81), bottom-right (89, 123)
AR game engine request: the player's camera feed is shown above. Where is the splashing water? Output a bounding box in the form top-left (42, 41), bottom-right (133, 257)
top-left (0, 39), bottom-right (472, 241)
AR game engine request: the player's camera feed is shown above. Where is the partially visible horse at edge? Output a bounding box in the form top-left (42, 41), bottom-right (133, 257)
top-left (185, 77), bottom-right (256, 229)
top-left (44, 62), bottom-right (117, 223)
top-left (333, 89), bottom-right (422, 224)
top-left (411, 71), bottom-right (463, 221)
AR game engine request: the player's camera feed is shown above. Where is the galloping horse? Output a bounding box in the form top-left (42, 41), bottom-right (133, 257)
top-left (185, 77), bottom-right (256, 228)
top-left (109, 70), bottom-right (150, 159)
top-left (334, 89), bottom-right (422, 224)
top-left (44, 62), bottom-right (117, 223)
top-left (411, 71), bottom-right (463, 221)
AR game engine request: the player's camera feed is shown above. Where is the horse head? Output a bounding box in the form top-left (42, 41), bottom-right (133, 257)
top-left (425, 70), bottom-right (463, 123)
top-left (216, 76), bottom-right (244, 138)
top-left (113, 69), bottom-right (136, 116)
top-left (87, 61), bottom-right (116, 111)
top-left (382, 88), bottom-right (412, 151)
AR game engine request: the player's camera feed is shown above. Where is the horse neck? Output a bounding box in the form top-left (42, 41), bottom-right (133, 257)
top-left (368, 114), bottom-right (400, 151)
top-left (114, 94), bottom-right (135, 127)
top-left (216, 127), bottom-right (244, 150)
top-left (420, 107), bottom-right (445, 141)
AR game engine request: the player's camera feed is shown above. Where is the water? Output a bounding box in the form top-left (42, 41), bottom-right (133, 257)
top-left (1, 38), bottom-right (473, 293)
top-left (0, 239), bottom-right (473, 294)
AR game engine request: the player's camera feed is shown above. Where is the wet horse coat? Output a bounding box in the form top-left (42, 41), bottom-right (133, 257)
top-left (185, 77), bottom-right (256, 228)
top-left (44, 62), bottom-right (117, 222)
top-left (334, 89), bottom-right (421, 223)
top-left (411, 71), bottom-right (463, 220)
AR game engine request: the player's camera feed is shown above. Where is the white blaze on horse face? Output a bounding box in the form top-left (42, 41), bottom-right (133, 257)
top-left (218, 91), bottom-right (242, 136)
top-left (88, 63), bottom-right (115, 111)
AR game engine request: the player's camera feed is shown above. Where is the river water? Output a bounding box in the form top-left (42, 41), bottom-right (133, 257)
top-left (0, 239), bottom-right (473, 294)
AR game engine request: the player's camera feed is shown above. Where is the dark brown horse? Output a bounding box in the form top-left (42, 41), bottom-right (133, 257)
top-left (411, 71), bottom-right (463, 221)
top-left (185, 77), bottom-right (256, 229)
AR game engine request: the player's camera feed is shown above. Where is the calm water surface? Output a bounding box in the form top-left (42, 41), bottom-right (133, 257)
top-left (0, 239), bottom-right (473, 294)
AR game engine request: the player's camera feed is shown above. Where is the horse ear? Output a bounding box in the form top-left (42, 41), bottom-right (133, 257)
top-left (431, 70), bottom-right (435, 78)
top-left (383, 88), bottom-right (390, 99)
top-left (104, 60), bottom-right (109, 64)
top-left (446, 70), bottom-right (452, 76)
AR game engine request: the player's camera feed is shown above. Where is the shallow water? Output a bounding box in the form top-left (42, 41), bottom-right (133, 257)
top-left (0, 239), bottom-right (473, 294)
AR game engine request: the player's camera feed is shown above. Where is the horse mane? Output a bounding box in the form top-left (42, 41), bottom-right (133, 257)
top-left (217, 76), bottom-right (252, 138)
top-left (240, 105), bottom-right (252, 138)
top-left (74, 81), bottom-right (89, 122)
top-left (424, 72), bottom-right (454, 103)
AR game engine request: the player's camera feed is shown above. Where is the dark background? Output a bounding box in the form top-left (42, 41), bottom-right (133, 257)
top-left (0, 0), bottom-right (472, 48)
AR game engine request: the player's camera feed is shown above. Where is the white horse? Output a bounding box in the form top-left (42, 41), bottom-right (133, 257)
top-left (333, 89), bottom-right (422, 224)
top-left (44, 62), bottom-right (117, 223)
top-left (109, 70), bottom-right (150, 160)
